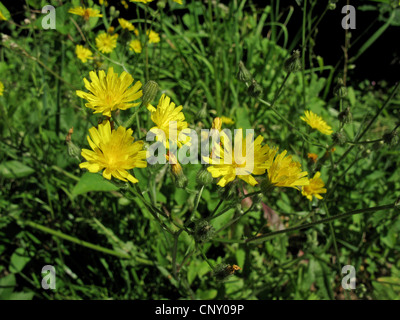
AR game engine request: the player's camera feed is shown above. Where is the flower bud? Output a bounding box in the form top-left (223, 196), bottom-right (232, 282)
top-left (142, 80), bottom-right (159, 107)
top-left (194, 220), bottom-right (215, 243)
top-left (66, 128), bottom-right (81, 161)
top-left (284, 50), bottom-right (301, 73)
top-left (213, 263), bottom-right (241, 281)
top-left (338, 106), bottom-right (352, 124)
top-left (332, 130), bottom-right (347, 146)
top-left (237, 61), bottom-right (252, 83)
top-left (334, 78), bottom-right (347, 98)
top-left (167, 152), bottom-right (188, 189)
top-left (383, 129), bottom-right (399, 147)
top-left (248, 79), bottom-right (263, 98)
top-left (196, 167), bottom-right (214, 186)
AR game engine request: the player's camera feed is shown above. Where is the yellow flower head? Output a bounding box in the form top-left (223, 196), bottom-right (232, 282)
top-left (173, 0), bottom-right (183, 4)
top-left (95, 33), bottom-right (118, 53)
top-left (75, 45), bottom-right (93, 63)
top-left (129, 39), bottom-right (142, 53)
top-left (76, 67), bottom-right (142, 117)
top-left (68, 7), bottom-right (102, 21)
top-left (80, 121), bottom-right (147, 183)
top-left (267, 150), bottom-right (309, 189)
top-left (149, 94), bottom-right (190, 149)
top-left (0, 81), bottom-right (4, 96)
top-left (146, 30), bottom-right (160, 44)
top-left (302, 171), bottom-right (327, 201)
top-left (220, 116), bottom-right (235, 125)
top-left (118, 18), bottom-right (134, 31)
top-left (300, 110), bottom-right (333, 135)
top-left (203, 131), bottom-right (277, 187)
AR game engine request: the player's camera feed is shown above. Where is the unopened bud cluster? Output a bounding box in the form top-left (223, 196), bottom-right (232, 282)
top-left (193, 220), bottom-right (215, 243)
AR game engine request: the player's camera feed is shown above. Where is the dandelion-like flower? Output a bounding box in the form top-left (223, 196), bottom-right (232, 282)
top-left (75, 45), bottom-right (93, 63)
top-left (300, 110), bottom-right (333, 135)
top-left (118, 18), bottom-right (135, 32)
top-left (80, 121), bottom-right (147, 183)
top-left (146, 30), bottom-right (160, 44)
top-left (129, 39), bottom-right (142, 53)
top-left (0, 81), bottom-right (4, 96)
top-left (68, 7), bottom-right (102, 20)
top-left (203, 131), bottom-right (277, 187)
top-left (267, 150), bottom-right (309, 189)
top-left (95, 33), bottom-right (118, 53)
top-left (149, 94), bottom-right (190, 149)
top-left (302, 171), bottom-right (327, 201)
top-left (76, 67), bottom-right (142, 117)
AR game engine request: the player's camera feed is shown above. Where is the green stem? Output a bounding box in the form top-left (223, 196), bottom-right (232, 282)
top-left (22, 220), bottom-right (152, 264)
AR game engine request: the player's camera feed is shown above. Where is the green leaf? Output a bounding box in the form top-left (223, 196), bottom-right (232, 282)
top-left (0, 274), bottom-right (16, 300)
top-left (0, 161), bottom-right (35, 179)
top-left (9, 247), bottom-right (31, 273)
top-left (72, 172), bottom-right (119, 196)
top-left (8, 291), bottom-right (35, 300)
top-left (0, 2), bottom-right (11, 20)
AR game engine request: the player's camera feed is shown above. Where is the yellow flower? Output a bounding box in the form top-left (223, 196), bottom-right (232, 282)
top-left (75, 45), bottom-right (93, 63)
top-left (80, 121), bottom-right (147, 183)
top-left (99, 0), bottom-right (108, 6)
top-left (129, 39), bottom-right (142, 53)
top-left (118, 18), bottom-right (134, 31)
top-left (0, 9), bottom-right (8, 21)
top-left (203, 131), bottom-right (277, 187)
top-left (149, 94), bottom-right (190, 149)
top-left (267, 150), bottom-right (309, 189)
top-left (300, 110), bottom-right (333, 135)
top-left (221, 116), bottom-right (235, 125)
top-left (146, 30), bottom-right (160, 44)
top-left (302, 171), bottom-right (327, 201)
top-left (130, 0), bottom-right (154, 3)
top-left (68, 7), bottom-right (102, 20)
top-left (95, 33), bottom-right (118, 53)
top-left (0, 81), bottom-right (4, 96)
top-left (212, 117), bottom-right (222, 131)
top-left (173, 0), bottom-right (183, 4)
top-left (76, 67), bottom-right (142, 117)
